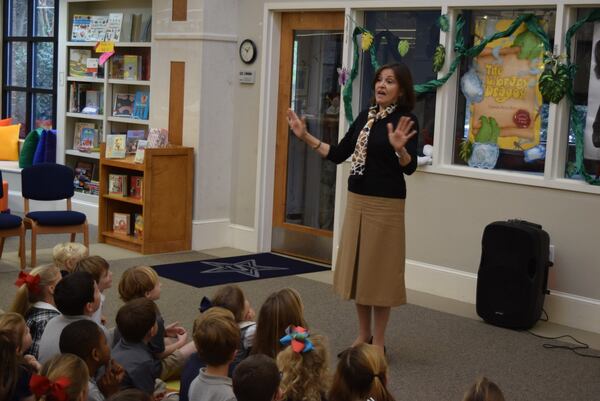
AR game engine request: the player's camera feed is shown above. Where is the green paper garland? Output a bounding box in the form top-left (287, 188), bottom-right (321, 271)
top-left (564, 9), bottom-right (600, 185)
top-left (438, 14), bottom-right (450, 32)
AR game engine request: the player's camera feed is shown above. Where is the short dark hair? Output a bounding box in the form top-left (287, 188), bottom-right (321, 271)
top-left (233, 354), bottom-right (280, 401)
top-left (106, 389), bottom-right (152, 401)
top-left (54, 271), bottom-right (96, 315)
top-left (371, 62), bottom-right (416, 111)
top-left (59, 320), bottom-right (103, 360)
top-left (116, 298), bottom-right (157, 343)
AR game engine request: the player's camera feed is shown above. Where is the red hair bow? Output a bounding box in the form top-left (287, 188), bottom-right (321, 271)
top-left (15, 271), bottom-right (41, 294)
top-left (30, 374), bottom-right (71, 401)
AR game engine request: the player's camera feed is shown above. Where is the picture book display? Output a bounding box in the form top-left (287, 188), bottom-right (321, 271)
top-left (71, 15), bottom-right (92, 41)
top-left (108, 174), bottom-right (128, 196)
top-left (74, 161), bottom-right (94, 190)
top-left (73, 122), bottom-right (96, 149)
top-left (113, 212), bottom-right (130, 234)
top-left (126, 130), bottom-right (146, 153)
top-left (113, 94), bottom-right (135, 117)
top-left (69, 49), bottom-right (92, 77)
top-left (147, 128), bottom-right (168, 148)
top-left (134, 140), bottom-right (148, 163)
top-left (79, 127), bottom-right (98, 151)
top-left (133, 91), bottom-right (149, 120)
top-left (85, 16), bottom-right (109, 42)
top-left (134, 213), bottom-right (144, 239)
top-left (104, 13), bottom-right (123, 42)
top-left (105, 134), bottom-right (127, 159)
top-left (130, 176), bottom-right (143, 199)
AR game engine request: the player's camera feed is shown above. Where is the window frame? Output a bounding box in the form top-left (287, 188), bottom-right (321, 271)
top-left (2, 0), bottom-right (59, 136)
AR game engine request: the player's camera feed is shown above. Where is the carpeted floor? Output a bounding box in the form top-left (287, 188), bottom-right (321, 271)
top-left (1, 245), bottom-right (599, 401)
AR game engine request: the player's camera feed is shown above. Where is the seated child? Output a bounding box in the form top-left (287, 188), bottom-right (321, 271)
top-left (277, 328), bottom-right (330, 401)
top-left (232, 354), bottom-right (282, 401)
top-left (211, 285), bottom-right (257, 366)
top-left (31, 353), bottom-right (89, 401)
top-left (74, 256), bottom-right (113, 326)
top-left (461, 377), bottom-right (505, 401)
top-left (329, 343), bottom-right (395, 401)
top-left (188, 307), bottom-right (240, 401)
top-left (60, 319), bottom-right (125, 401)
top-left (252, 288), bottom-right (307, 358)
top-left (179, 307), bottom-right (237, 401)
top-left (38, 271), bottom-right (105, 363)
top-left (9, 265), bottom-right (62, 359)
top-left (0, 313), bottom-right (41, 401)
top-left (53, 242), bottom-right (89, 275)
top-left (111, 298), bottom-right (161, 395)
top-left (0, 332), bottom-right (19, 401)
top-left (118, 266), bottom-right (195, 380)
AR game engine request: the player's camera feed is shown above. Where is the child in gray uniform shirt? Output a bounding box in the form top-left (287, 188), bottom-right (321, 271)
top-left (188, 307), bottom-right (240, 401)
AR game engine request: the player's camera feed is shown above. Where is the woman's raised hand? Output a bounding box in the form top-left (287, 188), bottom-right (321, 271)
top-left (387, 116), bottom-right (417, 152)
top-left (287, 108), bottom-right (307, 139)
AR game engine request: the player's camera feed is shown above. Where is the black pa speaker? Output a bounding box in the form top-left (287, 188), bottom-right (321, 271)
top-left (476, 220), bottom-right (551, 330)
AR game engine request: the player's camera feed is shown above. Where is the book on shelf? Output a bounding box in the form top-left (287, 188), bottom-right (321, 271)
top-left (105, 134), bottom-right (127, 159)
top-left (87, 180), bottom-right (100, 195)
top-left (71, 15), bottom-right (92, 42)
top-left (113, 93), bottom-right (135, 117)
top-left (69, 49), bottom-right (92, 77)
top-left (73, 122), bottom-right (96, 149)
top-left (84, 15), bottom-right (109, 42)
top-left (104, 13), bottom-right (123, 42)
top-left (123, 55), bottom-right (141, 80)
top-left (147, 128), bottom-right (169, 148)
top-left (131, 14), bottom-right (143, 42)
top-left (120, 14), bottom-right (133, 42)
top-left (141, 15), bottom-right (152, 42)
top-left (130, 176), bottom-right (143, 199)
top-left (126, 130), bottom-right (146, 153)
top-left (108, 174), bottom-right (128, 196)
top-left (132, 91), bottom-right (149, 120)
top-left (86, 58), bottom-right (99, 77)
top-left (79, 128), bottom-right (98, 151)
top-left (113, 212), bottom-right (131, 235)
top-left (134, 213), bottom-right (144, 239)
top-left (84, 90), bottom-right (102, 114)
top-left (74, 160), bottom-right (94, 190)
top-left (134, 140), bottom-right (148, 164)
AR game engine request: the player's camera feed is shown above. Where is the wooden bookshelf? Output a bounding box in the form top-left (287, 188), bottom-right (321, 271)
top-left (98, 143), bottom-right (194, 254)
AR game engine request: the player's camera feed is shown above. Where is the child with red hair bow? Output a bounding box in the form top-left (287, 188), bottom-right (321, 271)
top-left (30, 353), bottom-right (88, 401)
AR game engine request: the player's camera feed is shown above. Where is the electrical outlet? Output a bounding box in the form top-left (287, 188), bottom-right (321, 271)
top-left (549, 244), bottom-right (555, 263)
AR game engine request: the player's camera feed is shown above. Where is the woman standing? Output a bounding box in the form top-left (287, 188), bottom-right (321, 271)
top-left (287, 63), bottom-right (418, 354)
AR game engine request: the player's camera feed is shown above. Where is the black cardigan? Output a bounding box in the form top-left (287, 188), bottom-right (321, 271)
top-left (326, 107), bottom-right (419, 199)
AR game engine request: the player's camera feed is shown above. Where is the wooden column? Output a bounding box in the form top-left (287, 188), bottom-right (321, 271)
top-left (168, 62), bottom-right (185, 146)
top-left (172, 0), bottom-right (187, 21)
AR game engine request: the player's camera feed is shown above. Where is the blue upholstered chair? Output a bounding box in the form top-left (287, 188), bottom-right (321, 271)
top-left (21, 163), bottom-right (89, 267)
top-left (0, 170), bottom-right (26, 269)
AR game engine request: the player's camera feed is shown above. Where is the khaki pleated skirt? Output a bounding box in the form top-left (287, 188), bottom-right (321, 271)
top-left (333, 191), bottom-right (406, 307)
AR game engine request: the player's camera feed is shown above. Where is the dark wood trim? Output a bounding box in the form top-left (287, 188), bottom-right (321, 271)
top-left (172, 0), bottom-right (187, 22)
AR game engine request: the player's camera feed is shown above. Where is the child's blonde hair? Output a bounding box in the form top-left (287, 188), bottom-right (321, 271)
top-left (192, 306), bottom-right (240, 366)
top-left (462, 377), bottom-right (505, 401)
top-left (118, 266), bottom-right (159, 302)
top-left (73, 255), bottom-right (109, 283)
top-left (253, 288), bottom-right (307, 358)
top-left (52, 242), bottom-right (88, 272)
top-left (212, 285), bottom-right (247, 322)
top-left (9, 264), bottom-right (61, 316)
top-left (330, 343), bottom-right (394, 401)
top-left (277, 333), bottom-right (330, 401)
top-left (0, 312), bottom-right (28, 353)
top-left (36, 353), bottom-right (89, 401)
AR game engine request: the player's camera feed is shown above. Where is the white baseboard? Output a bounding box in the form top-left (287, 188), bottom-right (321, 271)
top-left (192, 219), bottom-right (258, 252)
top-left (405, 259), bottom-right (600, 334)
top-left (229, 223), bottom-right (257, 252)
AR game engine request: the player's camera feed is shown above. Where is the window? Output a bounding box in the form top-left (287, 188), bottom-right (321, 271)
top-left (567, 8), bottom-right (600, 181)
top-left (360, 10), bottom-right (441, 153)
top-left (2, 0), bottom-right (58, 137)
top-left (452, 9), bottom-right (555, 173)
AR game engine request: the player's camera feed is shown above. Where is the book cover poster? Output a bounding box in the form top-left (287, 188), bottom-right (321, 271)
top-left (584, 22), bottom-right (600, 161)
top-left (468, 18), bottom-right (545, 151)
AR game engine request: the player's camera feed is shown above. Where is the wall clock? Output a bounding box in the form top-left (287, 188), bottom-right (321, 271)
top-left (239, 39), bottom-right (257, 64)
